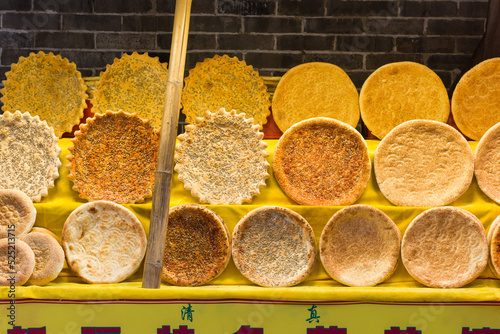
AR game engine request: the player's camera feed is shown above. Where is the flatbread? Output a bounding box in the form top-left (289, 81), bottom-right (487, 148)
top-left (0, 238), bottom-right (35, 286)
top-left (232, 206), bottom-right (316, 287)
top-left (21, 230), bottom-right (65, 285)
top-left (0, 111), bottom-right (61, 201)
top-left (474, 122), bottom-right (500, 204)
top-left (175, 108), bottom-right (269, 205)
top-left (181, 54), bottom-right (270, 127)
top-left (451, 57), bottom-right (500, 141)
top-left (91, 52), bottom-right (168, 130)
top-left (0, 51), bottom-right (88, 137)
top-left (401, 207), bottom-right (487, 288)
top-left (67, 110), bottom-right (159, 204)
top-left (320, 205), bottom-right (400, 287)
top-left (161, 204), bottom-right (231, 286)
top-left (272, 62), bottom-right (360, 133)
top-left (62, 201), bottom-right (147, 284)
top-left (273, 117), bottom-right (371, 206)
top-left (374, 120), bottom-right (473, 207)
top-left (487, 215), bottom-right (500, 279)
top-left (360, 61), bottom-right (450, 139)
top-left (0, 189), bottom-right (36, 238)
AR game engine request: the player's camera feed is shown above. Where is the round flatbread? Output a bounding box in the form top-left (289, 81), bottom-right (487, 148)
top-left (0, 238), bottom-right (35, 286)
top-left (91, 52), bottom-right (168, 130)
top-left (360, 61), bottom-right (450, 139)
top-left (67, 110), bottom-right (159, 204)
top-left (374, 120), bottom-right (473, 207)
top-left (175, 108), bottom-right (269, 205)
top-left (232, 206), bottom-right (316, 287)
top-left (161, 204), bottom-right (231, 286)
top-left (62, 201), bottom-right (147, 284)
top-left (401, 207), bottom-right (488, 288)
top-left (21, 230), bottom-right (65, 285)
top-left (474, 122), bottom-right (500, 204)
top-left (0, 51), bottom-right (88, 137)
top-left (0, 111), bottom-right (61, 202)
top-left (320, 205), bottom-right (400, 287)
top-left (0, 189), bottom-right (36, 238)
top-left (273, 117), bottom-right (371, 206)
top-left (487, 215), bottom-right (500, 279)
top-left (181, 54), bottom-right (270, 127)
top-left (451, 57), bottom-right (500, 141)
top-left (272, 62), bottom-right (360, 133)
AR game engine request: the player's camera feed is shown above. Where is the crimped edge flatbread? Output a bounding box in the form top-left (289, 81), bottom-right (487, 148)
top-left (232, 206), bottom-right (316, 287)
top-left (320, 205), bottom-right (401, 287)
top-left (0, 189), bottom-right (36, 238)
top-left (474, 121), bottom-right (500, 204)
top-left (161, 204), bottom-right (231, 286)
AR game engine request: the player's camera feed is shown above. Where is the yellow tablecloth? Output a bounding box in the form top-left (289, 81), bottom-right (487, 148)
top-left (3, 138), bottom-right (500, 302)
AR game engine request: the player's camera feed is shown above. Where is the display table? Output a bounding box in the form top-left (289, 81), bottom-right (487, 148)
top-left (2, 139), bottom-right (500, 334)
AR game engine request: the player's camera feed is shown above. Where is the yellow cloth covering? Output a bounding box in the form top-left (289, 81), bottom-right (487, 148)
top-left (2, 139), bottom-right (500, 302)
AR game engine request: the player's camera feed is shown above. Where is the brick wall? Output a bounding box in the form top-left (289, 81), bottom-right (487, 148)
top-left (0, 0), bottom-right (488, 95)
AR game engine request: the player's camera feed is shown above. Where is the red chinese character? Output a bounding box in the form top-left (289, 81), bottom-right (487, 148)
top-left (307, 326), bottom-right (347, 334)
top-left (463, 328), bottom-right (500, 334)
top-left (172, 326), bottom-right (194, 334)
top-left (158, 326), bottom-right (171, 334)
top-left (7, 327), bottom-right (27, 334)
top-left (385, 327), bottom-right (421, 334)
top-left (81, 327), bottom-right (121, 334)
top-left (233, 325), bottom-right (264, 334)
top-left (28, 329), bottom-right (46, 334)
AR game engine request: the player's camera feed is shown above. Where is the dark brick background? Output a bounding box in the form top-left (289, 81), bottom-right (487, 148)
top-left (0, 0), bottom-right (488, 96)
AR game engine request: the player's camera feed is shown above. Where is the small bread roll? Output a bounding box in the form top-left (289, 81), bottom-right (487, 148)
top-left (0, 189), bottom-right (36, 238)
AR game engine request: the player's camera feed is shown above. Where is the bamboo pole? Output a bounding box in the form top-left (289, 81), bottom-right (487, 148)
top-left (142, 0), bottom-right (192, 289)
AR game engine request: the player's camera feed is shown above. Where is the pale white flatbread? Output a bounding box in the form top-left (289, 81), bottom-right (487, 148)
top-left (374, 120), bottom-right (474, 207)
top-left (320, 205), bottom-right (401, 287)
top-left (0, 238), bottom-right (35, 286)
top-left (0, 189), bottom-right (36, 238)
top-left (232, 206), bottom-right (316, 287)
top-left (401, 207), bottom-right (488, 288)
top-left (62, 201), bottom-right (147, 284)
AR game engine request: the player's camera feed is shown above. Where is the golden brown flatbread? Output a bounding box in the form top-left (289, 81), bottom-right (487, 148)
top-left (0, 238), bottom-right (35, 286)
top-left (272, 62), bottom-right (360, 133)
top-left (175, 108), bottom-right (269, 205)
top-left (401, 207), bottom-right (487, 288)
top-left (0, 189), bottom-right (36, 238)
top-left (273, 117), bottom-right (371, 206)
top-left (91, 52), bottom-right (168, 130)
top-left (360, 61), bottom-right (450, 139)
top-left (21, 229), bottom-right (65, 285)
top-left (67, 110), bottom-right (159, 204)
top-left (181, 54), bottom-right (270, 127)
top-left (320, 205), bottom-right (400, 287)
top-left (374, 120), bottom-right (473, 207)
top-left (232, 206), bottom-right (316, 287)
top-left (487, 215), bottom-right (500, 279)
top-left (161, 204), bottom-right (231, 286)
top-left (0, 51), bottom-right (88, 137)
top-left (62, 201), bottom-right (147, 284)
top-left (474, 122), bottom-right (500, 204)
top-left (0, 111), bottom-right (61, 201)
top-left (451, 57), bottom-right (500, 141)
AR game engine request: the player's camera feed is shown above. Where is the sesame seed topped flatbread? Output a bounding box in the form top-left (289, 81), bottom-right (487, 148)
top-left (272, 62), bottom-right (360, 133)
top-left (452, 57), bottom-right (500, 141)
top-left (360, 61), bottom-right (450, 139)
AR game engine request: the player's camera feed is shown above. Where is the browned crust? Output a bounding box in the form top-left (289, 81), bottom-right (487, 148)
top-left (474, 122), bottom-right (500, 204)
top-left (273, 117), bottom-right (371, 206)
top-left (374, 120), bottom-right (474, 207)
top-left (487, 215), bottom-right (500, 279)
top-left (232, 206), bottom-right (317, 287)
top-left (161, 204), bottom-right (231, 286)
top-left (0, 238), bottom-right (35, 286)
top-left (0, 189), bottom-right (36, 238)
top-left (401, 207), bottom-right (488, 288)
top-left (319, 204), bottom-right (401, 287)
top-left (61, 201), bottom-right (147, 284)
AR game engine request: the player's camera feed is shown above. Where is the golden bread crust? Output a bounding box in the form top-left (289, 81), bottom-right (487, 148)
top-left (273, 117), bottom-right (371, 206)
top-left (0, 238), bottom-right (35, 286)
top-left (401, 207), bottom-right (487, 288)
top-left (374, 120), bottom-right (473, 207)
top-left (474, 122), bottom-right (500, 204)
top-left (61, 201), bottom-right (147, 284)
top-left (272, 62), bottom-right (360, 133)
top-left (0, 189), bottom-right (36, 238)
top-left (320, 205), bottom-right (401, 287)
top-left (487, 215), bottom-right (500, 279)
top-left (161, 204), bottom-right (231, 286)
top-left (360, 61), bottom-right (449, 139)
top-left (451, 57), bottom-right (500, 141)
top-left (232, 206), bottom-right (316, 287)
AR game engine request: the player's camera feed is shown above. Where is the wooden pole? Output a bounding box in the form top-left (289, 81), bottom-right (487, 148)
top-left (142, 0), bottom-right (192, 289)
